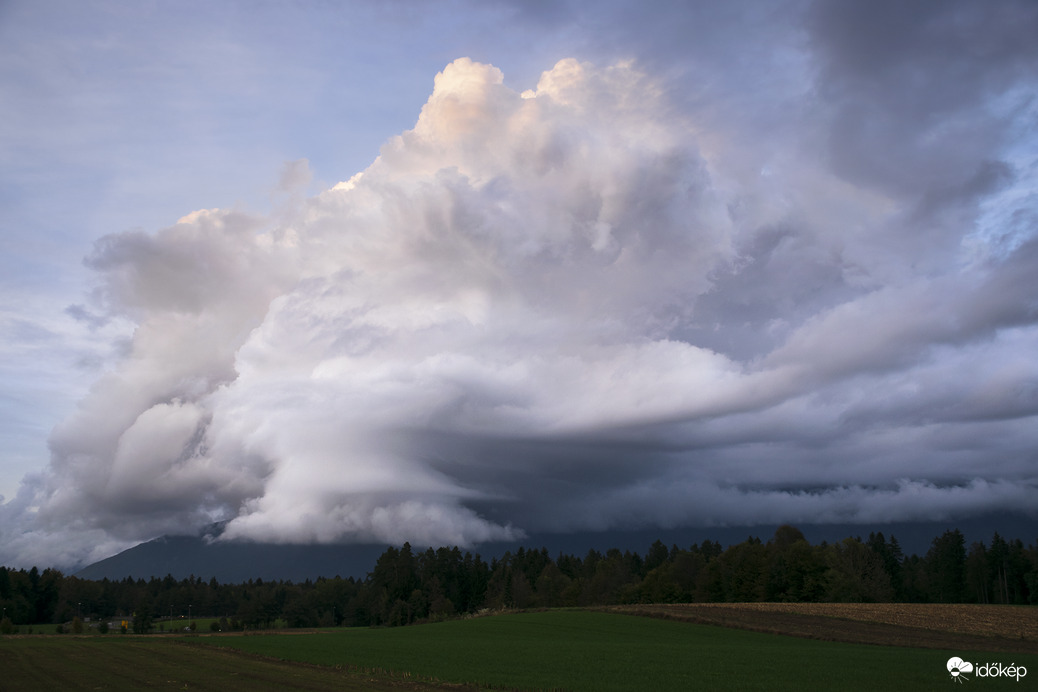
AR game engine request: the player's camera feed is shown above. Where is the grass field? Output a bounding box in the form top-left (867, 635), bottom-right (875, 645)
top-left (0, 635), bottom-right (447, 691)
top-left (152, 616), bottom-right (281, 633)
top-left (3, 608), bottom-right (1036, 691)
top-left (198, 610), bottom-right (1038, 691)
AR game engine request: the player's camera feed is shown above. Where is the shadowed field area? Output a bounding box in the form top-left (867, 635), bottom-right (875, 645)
top-left (0, 636), bottom-right (463, 691)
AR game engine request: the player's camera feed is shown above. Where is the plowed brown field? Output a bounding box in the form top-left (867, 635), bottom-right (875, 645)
top-left (604, 603), bottom-right (1038, 654)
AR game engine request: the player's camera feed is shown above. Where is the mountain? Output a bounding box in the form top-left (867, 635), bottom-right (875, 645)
top-left (74, 513), bottom-right (1038, 583)
top-left (74, 529), bottom-right (387, 583)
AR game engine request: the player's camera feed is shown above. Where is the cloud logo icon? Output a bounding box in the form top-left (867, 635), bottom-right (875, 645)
top-left (947, 657), bottom-right (974, 682)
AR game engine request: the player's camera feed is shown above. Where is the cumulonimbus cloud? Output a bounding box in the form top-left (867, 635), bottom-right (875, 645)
top-left (7, 50), bottom-right (1037, 567)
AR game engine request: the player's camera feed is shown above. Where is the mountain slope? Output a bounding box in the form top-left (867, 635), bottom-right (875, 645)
top-left (74, 534), bottom-right (386, 582)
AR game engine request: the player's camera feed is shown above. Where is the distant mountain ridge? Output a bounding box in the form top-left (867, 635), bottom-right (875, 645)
top-left (73, 513), bottom-right (1038, 583)
top-left (74, 532), bottom-right (387, 583)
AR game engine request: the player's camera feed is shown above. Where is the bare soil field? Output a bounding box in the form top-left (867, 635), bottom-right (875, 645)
top-left (603, 603), bottom-right (1038, 654)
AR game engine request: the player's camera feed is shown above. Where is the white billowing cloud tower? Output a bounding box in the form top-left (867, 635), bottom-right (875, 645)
top-left (27, 58), bottom-right (737, 555)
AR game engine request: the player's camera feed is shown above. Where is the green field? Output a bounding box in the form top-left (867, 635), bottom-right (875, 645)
top-left (3, 610), bottom-right (1035, 691)
top-left (200, 610), bottom-right (1037, 691)
top-left (0, 635), bottom-right (442, 691)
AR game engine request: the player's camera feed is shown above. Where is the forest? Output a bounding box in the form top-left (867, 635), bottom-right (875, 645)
top-left (1, 526), bottom-right (1036, 633)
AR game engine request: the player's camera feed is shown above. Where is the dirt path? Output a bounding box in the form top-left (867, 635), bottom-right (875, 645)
top-left (603, 603), bottom-right (1038, 655)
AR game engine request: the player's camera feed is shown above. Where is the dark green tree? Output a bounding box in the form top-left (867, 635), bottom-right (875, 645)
top-left (715, 538), bottom-right (767, 602)
top-left (924, 529), bottom-right (966, 603)
top-left (965, 541), bottom-right (990, 603)
top-left (644, 540), bottom-right (670, 574)
top-left (132, 603), bottom-right (152, 634)
top-left (824, 538), bottom-right (894, 602)
top-left (865, 532), bottom-right (904, 599)
top-left (765, 526), bottom-right (826, 602)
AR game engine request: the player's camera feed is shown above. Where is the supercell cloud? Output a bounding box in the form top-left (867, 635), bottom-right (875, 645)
top-left (4, 1), bottom-right (1038, 567)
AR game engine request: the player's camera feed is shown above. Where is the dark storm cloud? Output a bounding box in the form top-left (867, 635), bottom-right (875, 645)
top-left (809, 0), bottom-right (1038, 197)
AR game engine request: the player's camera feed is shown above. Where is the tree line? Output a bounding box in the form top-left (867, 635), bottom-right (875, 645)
top-left (1, 525), bottom-right (1035, 633)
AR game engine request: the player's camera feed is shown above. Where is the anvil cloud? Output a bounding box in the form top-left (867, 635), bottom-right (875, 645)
top-left (1, 1), bottom-right (1036, 568)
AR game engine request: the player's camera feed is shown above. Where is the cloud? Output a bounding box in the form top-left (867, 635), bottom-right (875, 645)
top-left (24, 56), bottom-right (735, 556)
top-left (4, 18), bottom-right (1037, 568)
top-left (548, 478), bottom-right (1038, 534)
top-left (808, 0), bottom-right (1038, 214)
top-left (196, 56), bottom-right (739, 545)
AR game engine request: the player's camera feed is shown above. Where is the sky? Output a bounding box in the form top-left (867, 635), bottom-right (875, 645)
top-left (1, 0), bottom-right (1037, 570)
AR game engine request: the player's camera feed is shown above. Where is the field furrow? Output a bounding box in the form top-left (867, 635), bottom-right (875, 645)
top-left (605, 603), bottom-right (1038, 654)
